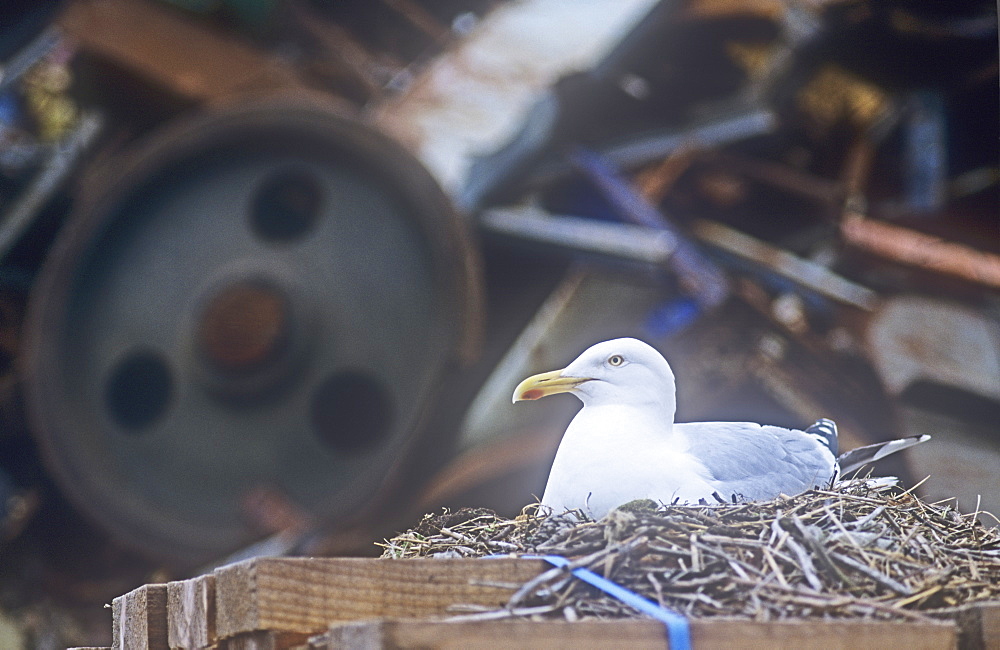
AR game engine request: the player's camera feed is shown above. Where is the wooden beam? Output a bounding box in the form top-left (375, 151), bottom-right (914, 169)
top-left (982, 603), bottom-right (1000, 650)
top-left (318, 619), bottom-right (668, 650)
top-left (167, 574), bottom-right (216, 649)
top-left (112, 583), bottom-right (169, 650)
top-left (213, 557), bottom-right (547, 640)
top-left (218, 630), bottom-right (308, 650)
top-left (316, 617), bottom-right (959, 650)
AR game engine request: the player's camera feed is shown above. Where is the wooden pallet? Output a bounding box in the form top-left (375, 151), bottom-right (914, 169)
top-left (73, 557), bottom-right (998, 649)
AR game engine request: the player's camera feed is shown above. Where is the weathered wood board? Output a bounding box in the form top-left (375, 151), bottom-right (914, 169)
top-left (167, 574), bottom-right (216, 649)
top-left (956, 602), bottom-right (1000, 650)
top-left (112, 583), bottom-right (168, 650)
top-left (213, 557), bottom-right (547, 639)
top-left (316, 617), bottom-right (961, 650)
top-left (95, 557), bottom-right (999, 649)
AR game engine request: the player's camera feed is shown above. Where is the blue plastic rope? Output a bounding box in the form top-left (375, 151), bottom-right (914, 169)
top-left (530, 554), bottom-right (692, 650)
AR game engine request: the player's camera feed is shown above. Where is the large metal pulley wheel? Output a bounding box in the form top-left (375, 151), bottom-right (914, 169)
top-left (23, 96), bottom-right (481, 565)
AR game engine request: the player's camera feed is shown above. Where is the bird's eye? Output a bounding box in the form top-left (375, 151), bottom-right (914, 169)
top-left (608, 354), bottom-right (624, 367)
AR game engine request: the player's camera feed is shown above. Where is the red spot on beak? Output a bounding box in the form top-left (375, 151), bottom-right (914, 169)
top-left (522, 389), bottom-right (544, 400)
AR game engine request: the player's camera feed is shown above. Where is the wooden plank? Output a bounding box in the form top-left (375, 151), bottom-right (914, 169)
top-left (956, 602), bottom-right (1000, 650)
top-left (218, 630), bottom-right (309, 650)
top-left (317, 618), bottom-right (959, 650)
top-left (167, 574), bottom-right (216, 649)
top-left (58, 0), bottom-right (302, 101)
top-left (318, 619), bottom-right (667, 650)
top-left (688, 618), bottom-right (958, 650)
top-left (112, 583), bottom-right (169, 650)
top-left (980, 603), bottom-right (1000, 650)
top-left (213, 557), bottom-right (547, 640)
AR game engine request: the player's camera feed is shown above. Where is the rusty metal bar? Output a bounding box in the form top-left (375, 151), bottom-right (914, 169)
top-left (708, 150), bottom-right (845, 205)
top-left (59, 0), bottom-right (303, 101)
top-left (841, 214), bottom-right (1000, 289)
top-left (289, 2), bottom-right (388, 99)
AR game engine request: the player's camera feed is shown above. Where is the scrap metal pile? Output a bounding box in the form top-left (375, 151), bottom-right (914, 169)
top-left (381, 482), bottom-right (1000, 623)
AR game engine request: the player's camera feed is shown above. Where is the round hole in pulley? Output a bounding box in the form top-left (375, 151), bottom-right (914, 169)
top-left (310, 370), bottom-right (394, 453)
top-left (250, 167), bottom-right (324, 242)
top-left (104, 350), bottom-right (173, 432)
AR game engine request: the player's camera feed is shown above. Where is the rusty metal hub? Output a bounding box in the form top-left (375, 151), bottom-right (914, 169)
top-left (197, 281), bottom-right (291, 374)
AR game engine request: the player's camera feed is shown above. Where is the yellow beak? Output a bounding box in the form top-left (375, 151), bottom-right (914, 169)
top-left (512, 369), bottom-right (591, 403)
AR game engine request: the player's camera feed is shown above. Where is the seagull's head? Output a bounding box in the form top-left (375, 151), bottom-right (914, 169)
top-left (512, 337), bottom-right (676, 413)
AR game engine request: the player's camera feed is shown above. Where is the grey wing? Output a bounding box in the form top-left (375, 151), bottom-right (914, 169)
top-left (837, 434), bottom-right (930, 475)
top-left (678, 422), bottom-right (838, 502)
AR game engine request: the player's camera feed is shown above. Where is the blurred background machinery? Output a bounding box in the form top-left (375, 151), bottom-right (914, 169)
top-left (0, 0), bottom-right (996, 644)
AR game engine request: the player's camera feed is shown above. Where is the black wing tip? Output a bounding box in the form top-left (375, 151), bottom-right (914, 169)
top-left (806, 418), bottom-right (837, 434)
top-left (805, 418), bottom-right (838, 454)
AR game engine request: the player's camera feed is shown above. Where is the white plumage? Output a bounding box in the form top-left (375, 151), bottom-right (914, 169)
top-left (513, 337), bottom-right (927, 518)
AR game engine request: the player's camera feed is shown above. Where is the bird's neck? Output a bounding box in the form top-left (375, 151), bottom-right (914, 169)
top-left (575, 401), bottom-right (677, 438)
top-left (578, 391), bottom-right (676, 421)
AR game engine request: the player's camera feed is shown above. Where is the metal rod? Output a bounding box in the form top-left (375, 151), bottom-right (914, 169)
top-left (603, 109), bottom-right (777, 172)
top-left (570, 147), bottom-right (729, 308)
top-left (0, 112), bottom-right (103, 261)
top-left (692, 219), bottom-right (880, 311)
top-left (0, 27), bottom-right (61, 95)
top-left (479, 206), bottom-right (676, 266)
top-left (527, 108), bottom-right (777, 189)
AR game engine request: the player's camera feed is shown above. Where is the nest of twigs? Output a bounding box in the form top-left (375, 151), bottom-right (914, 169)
top-left (380, 480), bottom-right (1000, 623)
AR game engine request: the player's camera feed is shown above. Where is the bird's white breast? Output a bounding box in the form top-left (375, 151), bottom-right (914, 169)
top-left (541, 404), bottom-right (716, 518)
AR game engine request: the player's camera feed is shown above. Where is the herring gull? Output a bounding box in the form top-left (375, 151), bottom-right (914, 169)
top-left (513, 337), bottom-right (928, 518)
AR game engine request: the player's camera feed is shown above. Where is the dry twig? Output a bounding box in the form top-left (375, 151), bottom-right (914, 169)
top-left (379, 481), bottom-right (1000, 623)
